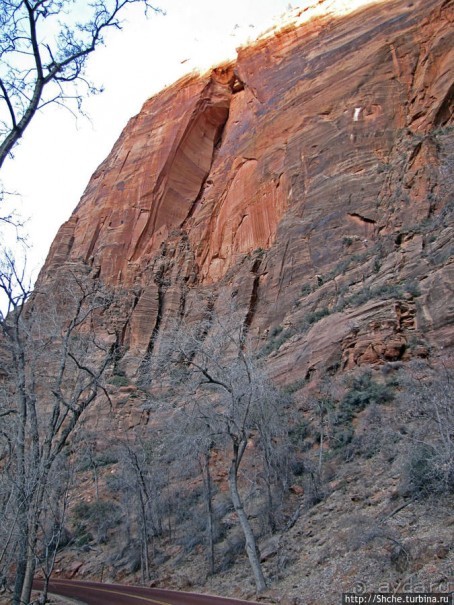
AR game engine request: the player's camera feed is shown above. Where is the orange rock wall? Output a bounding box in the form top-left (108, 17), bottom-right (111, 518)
top-left (45, 70), bottom-right (236, 283)
top-left (41, 0), bottom-right (453, 379)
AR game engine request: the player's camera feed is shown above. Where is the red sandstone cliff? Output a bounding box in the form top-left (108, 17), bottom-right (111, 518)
top-left (31, 0), bottom-right (454, 601)
top-left (42, 0), bottom-right (453, 383)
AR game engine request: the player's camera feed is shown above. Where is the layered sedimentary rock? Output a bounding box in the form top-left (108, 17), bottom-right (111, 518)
top-left (41, 0), bottom-right (453, 380)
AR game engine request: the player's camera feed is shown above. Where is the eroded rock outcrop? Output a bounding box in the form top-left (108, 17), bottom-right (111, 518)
top-left (41, 0), bottom-right (453, 381)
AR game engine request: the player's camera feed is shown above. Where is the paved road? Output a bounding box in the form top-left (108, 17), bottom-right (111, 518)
top-left (32, 579), bottom-right (258, 605)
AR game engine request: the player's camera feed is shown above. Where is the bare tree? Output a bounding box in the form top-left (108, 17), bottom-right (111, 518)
top-left (347, 515), bottom-right (411, 572)
top-left (398, 361), bottom-right (454, 497)
top-left (112, 433), bottom-right (168, 584)
top-left (0, 253), bottom-right (114, 604)
top-left (0, 0), bottom-right (162, 171)
top-left (35, 453), bottom-right (73, 604)
top-left (154, 308), bottom-right (290, 594)
top-left (198, 443), bottom-right (216, 576)
top-left (251, 385), bottom-right (291, 534)
top-left (168, 413), bottom-right (217, 577)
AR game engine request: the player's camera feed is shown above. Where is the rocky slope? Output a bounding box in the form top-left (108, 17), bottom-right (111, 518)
top-left (35, 0), bottom-right (453, 602)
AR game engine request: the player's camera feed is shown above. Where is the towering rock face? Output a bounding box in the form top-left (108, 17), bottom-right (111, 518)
top-left (42, 0), bottom-right (453, 379)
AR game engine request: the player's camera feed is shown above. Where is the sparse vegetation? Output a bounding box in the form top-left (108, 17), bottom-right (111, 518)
top-left (336, 280), bottom-right (420, 311)
top-left (260, 308), bottom-right (332, 356)
top-left (109, 373), bottom-right (130, 387)
top-left (73, 500), bottom-right (122, 544)
top-left (398, 364), bottom-right (454, 498)
top-left (348, 516), bottom-right (411, 572)
top-left (77, 452), bottom-right (118, 473)
top-left (340, 371), bottom-right (394, 416)
top-left (325, 371), bottom-right (394, 453)
top-left (283, 378), bottom-right (307, 395)
top-left (300, 283), bottom-right (313, 296)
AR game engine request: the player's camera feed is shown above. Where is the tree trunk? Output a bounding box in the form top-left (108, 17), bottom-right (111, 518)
top-left (318, 402), bottom-right (324, 476)
top-left (12, 343), bottom-right (28, 605)
top-left (0, 78), bottom-right (44, 171)
top-left (12, 542), bottom-right (26, 605)
top-left (202, 452), bottom-right (215, 576)
top-left (266, 481), bottom-right (276, 533)
top-left (228, 449), bottom-right (266, 594)
top-left (138, 491), bottom-right (150, 583)
top-left (20, 554), bottom-right (36, 605)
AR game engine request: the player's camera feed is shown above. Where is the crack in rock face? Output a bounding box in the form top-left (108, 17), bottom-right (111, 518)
top-left (130, 100), bottom-right (231, 263)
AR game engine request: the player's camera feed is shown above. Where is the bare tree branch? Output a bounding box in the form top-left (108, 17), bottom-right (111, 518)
top-left (0, 0), bottom-right (163, 171)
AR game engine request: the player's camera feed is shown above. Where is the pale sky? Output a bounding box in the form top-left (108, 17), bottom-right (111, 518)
top-left (1, 0), bottom-right (297, 281)
top-left (1, 0), bottom-right (380, 282)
